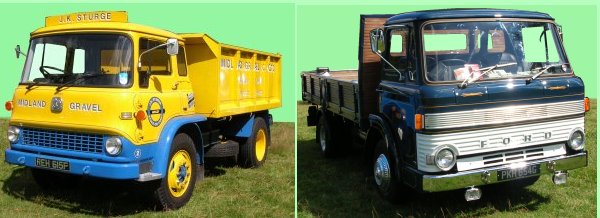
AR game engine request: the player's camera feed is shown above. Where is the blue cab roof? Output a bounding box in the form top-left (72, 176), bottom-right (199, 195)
top-left (386, 8), bottom-right (553, 24)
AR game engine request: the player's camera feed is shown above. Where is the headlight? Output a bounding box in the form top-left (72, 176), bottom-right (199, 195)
top-left (105, 137), bottom-right (122, 156)
top-left (435, 148), bottom-right (456, 171)
top-left (7, 126), bottom-right (20, 143)
top-left (567, 129), bottom-right (585, 151)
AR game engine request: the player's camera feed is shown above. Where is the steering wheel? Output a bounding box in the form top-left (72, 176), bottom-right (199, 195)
top-left (39, 65), bottom-right (65, 78)
top-left (438, 59), bottom-right (467, 67)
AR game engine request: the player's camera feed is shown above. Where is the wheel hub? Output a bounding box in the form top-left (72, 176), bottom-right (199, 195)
top-left (168, 150), bottom-right (192, 197)
top-left (319, 124), bottom-right (327, 152)
top-left (374, 154), bottom-right (391, 191)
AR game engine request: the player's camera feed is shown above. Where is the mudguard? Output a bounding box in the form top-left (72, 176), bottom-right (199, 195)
top-left (153, 114), bottom-right (207, 177)
top-left (368, 114), bottom-right (403, 179)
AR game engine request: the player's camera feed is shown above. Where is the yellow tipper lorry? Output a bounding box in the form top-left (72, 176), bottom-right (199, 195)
top-left (4, 11), bottom-right (282, 209)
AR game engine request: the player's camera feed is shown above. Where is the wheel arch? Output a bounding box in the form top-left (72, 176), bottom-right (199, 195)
top-left (366, 114), bottom-right (402, 179)
top-left (153, 115), bottom-right (206, 178)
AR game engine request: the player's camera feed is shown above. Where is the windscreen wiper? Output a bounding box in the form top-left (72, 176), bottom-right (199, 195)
top-left (458, 62), bottom-right (517, 89)
top-left (55, 74), bottom-right (102, 92)
top-left (26, 81), bottom-right (42, 90)
top-left (526, 63), bottom-right (565, 84)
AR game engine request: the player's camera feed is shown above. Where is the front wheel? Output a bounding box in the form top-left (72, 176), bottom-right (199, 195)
top-left (154, 133), bottom-right (198, 210)
top-left (239, 117), bottom-right (270, 168)
top-left (372, 139), bottom-right (404, 202)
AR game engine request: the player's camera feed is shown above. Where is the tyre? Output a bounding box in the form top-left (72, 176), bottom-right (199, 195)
top-left (239, 117), bottom-right (270, 168)
top-left (372, 139), bottom-right (403, 202)
top-left (31, 168), bottom-right (81, 189)
top-left (316, 113), bottom-right (338, 157)
top-left (154, 133), bottom-right (198, 210)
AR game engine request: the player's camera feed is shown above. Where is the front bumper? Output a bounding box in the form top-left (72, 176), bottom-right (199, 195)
top-left (420, 152), bottom-right (587, 192)
top-left (4, 134), bottom-right (159, 180)
top-left (5, 148), bottom-right (141, 179)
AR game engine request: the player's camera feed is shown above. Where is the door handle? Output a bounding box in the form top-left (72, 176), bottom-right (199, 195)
top-left (172, 81), bottom-right (191, 90)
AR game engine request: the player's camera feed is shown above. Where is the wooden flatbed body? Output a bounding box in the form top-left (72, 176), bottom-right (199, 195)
top-left (301, 70), bottom-right (359, 122)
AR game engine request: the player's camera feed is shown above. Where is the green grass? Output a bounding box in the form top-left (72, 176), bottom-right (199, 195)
top-left (0, 122), bottom-right (294, 217)
top-left (297, 101), bottom-right (596, 217)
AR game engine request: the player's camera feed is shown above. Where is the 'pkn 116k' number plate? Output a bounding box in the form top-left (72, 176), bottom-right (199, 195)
top-left (35, 158), bottom-right (70, 171)
top-left (497, 164), bottom-right (540, 181)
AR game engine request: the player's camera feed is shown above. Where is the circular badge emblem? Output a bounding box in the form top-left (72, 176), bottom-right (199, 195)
top-left (146, 97), bottom-right (165, 127)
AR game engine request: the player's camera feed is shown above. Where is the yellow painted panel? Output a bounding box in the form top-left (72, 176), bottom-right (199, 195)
top-left (182, 34), bottom-right (282, 118)
top-left (45, 11), bottom-right (128, 27)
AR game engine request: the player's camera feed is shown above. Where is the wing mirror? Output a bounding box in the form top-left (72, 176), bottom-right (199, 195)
top-left (15, 45), bottom-right (26, 59)
top-left (369, 28), bottom-right (385, 54)
top-left (166, 38), bottom-right (179, 56)
top-left (138, 38), bottom-right (179, 68)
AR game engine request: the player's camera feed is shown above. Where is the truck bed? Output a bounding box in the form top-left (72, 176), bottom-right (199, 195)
top-left (182, 34), bottom-right (282, 118)
top-left (301, 70), bottom-right (359, 122)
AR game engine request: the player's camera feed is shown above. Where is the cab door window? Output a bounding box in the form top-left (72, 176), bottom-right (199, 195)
top-left (383, 27), bottom-right (414, 82)
top-left (139, 38), bottom-right (172, 87)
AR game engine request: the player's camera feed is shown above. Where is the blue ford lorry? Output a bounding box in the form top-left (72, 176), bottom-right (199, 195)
top-left (301, 9), bottom-right (589, 201)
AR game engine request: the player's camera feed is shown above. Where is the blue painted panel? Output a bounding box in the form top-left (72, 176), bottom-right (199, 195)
top-left (387, 9), bottom-right (552, 24)
top-left (235, 115), bottom-right (255, 138)
top-left (10, 136), bottom-right (157, 164)
top-left (420, 76), bottom-right (585, 113)
top-left (420, 85), bottom-right (456, 106)
top-left (152, 115), bottom-right (207, 177)
top-left (4, 114), bottom-right (207, 180)
top-left (5, 149), bottom-right (140, 179)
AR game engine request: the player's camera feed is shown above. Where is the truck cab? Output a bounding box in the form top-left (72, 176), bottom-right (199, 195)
top-left (302, 9), bottom-right (588, 201)
top-left (5, 11), bottom-right (281, 209)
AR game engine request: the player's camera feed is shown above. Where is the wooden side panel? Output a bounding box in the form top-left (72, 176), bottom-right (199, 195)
top-left (300, 70), bottom-right (360, 121)
top-left (358, 15), bottom-right (392, 128)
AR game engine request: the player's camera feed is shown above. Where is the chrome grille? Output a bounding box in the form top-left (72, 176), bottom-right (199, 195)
top-left (425, 100), bottom-right (584, 129)
top-left (416, 117), bottom-right (583, 172)
top-left (456, 143), bottom-right (566, 171)
top-left (21, 128), bottom-right (104, 153)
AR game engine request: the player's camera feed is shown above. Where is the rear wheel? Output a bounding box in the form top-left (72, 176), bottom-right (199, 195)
top-left (239, 117), bottom-right (270, 168)
top-left (316, 112), bottom-right (338, 157)
top-left (31, 168), bottom-right (81, 190)
top-left (154, 133), bottom-right (197, 210)
top-left (372, 139), bottom-right (404, 202)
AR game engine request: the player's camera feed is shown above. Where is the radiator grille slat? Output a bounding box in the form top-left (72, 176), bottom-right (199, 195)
top-left (425, 100), bottom-right (584, 129)
top-left (21, 128), bottom-right (104, 153)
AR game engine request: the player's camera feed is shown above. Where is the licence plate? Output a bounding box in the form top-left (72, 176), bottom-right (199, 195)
top-left (35, 158), bottom-right (70, 171)
top-left (497, 164), bottom-right (540, 181)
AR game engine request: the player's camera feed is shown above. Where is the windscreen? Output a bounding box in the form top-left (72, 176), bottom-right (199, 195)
top-left (423, 21), bottom-right (570, 82)
top-left (21, 34), bottom-right (133, 87)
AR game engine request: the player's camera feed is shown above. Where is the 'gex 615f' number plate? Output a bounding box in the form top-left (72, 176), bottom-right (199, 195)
top-left (497, 164), bottom-right (540, 181)
top-left (35, 158), bottom-right (70, 171)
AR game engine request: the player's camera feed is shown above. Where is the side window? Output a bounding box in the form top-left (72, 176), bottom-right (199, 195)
top-left (139, 38), bottom-right (172, 88)
top-left (383, 28), bottom-right (413, 82)
top-left (139, 38), bottom-right (172, 75)
top-left (177, 46), bottom-right (187, 76)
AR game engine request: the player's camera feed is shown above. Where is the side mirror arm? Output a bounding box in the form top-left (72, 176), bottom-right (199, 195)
top-left (15, 45), bottom-right (27, 59)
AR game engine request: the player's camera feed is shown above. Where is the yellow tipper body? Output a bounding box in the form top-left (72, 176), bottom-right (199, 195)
top-left (182, 34), bottom-right (282, 118)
